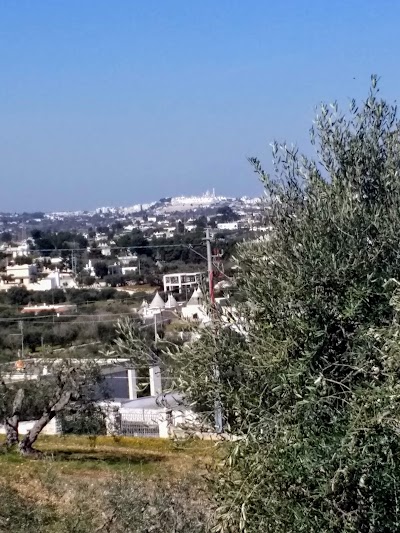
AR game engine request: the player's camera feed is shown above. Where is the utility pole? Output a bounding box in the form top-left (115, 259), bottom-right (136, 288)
top-left (18, 320), bottom-right (24, 358)
top-left (205, 227), bottom-right (215, 304)
top-left (205, 228), bottom-right (223, 433)
top-left (154, 313), bottom-right (158, 343)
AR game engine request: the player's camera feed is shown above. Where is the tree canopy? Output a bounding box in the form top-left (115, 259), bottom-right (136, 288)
top-left (31, 230), bottom-right (88, 255)
top-left (176, 77), bottom-right (400, 532)
top-left (0, 231), bottom-right (13, 244)
top-left (115, 229), bottom-right (150, 255)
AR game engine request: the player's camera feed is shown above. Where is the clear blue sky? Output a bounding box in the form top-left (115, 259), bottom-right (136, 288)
top-left (0, 0), bottom-right (399, 212)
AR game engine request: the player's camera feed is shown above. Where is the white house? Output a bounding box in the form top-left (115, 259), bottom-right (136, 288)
top-left (29, 270), bottom-right (77, 291)
top-left (108, 263), bottom-right (122, 276)
top-left (99, 243), bottom-right (112, 256)
top-left (31, 270), bottom-right (61, 291)
top-left (2, 358), bottom-right (162, 403)
top-left (117, 253), bottom-right (138, 266)
top-left (5, 264), bottom-right (37, 284)
top-left (153, 231), bottom-right (167, 239)
top-left (217, 222), bottom-right (239, 231)
top-left (4, 241), bottom-right (31, 258)
top-left (184, 224), bottom-right (197, 232)
top-left (163, 271), bottom-right (203, 293)
top-left (121, 266), bottom-right (138, 275)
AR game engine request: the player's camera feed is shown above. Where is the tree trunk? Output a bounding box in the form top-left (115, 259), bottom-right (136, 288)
top-left (19, 391), bottom-right (71, 456)
top-left (19, 412), bottom-right (55, 456)
top-left (4, 388), bottom-right (24, 448)
top-left (5, 420), bottom-right (19, 447)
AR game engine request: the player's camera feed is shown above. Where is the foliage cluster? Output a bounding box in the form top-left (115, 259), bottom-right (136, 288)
top-left (176, 78), bottom-right (400, 531)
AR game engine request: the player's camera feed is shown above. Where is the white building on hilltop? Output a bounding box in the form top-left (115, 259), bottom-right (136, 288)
top-left (170, 190), bottom-right (226, 206)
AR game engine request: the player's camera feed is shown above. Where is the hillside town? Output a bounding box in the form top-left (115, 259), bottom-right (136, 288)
top-left (0, 190), bottom-right (266, 234)
top-left (0, 191), bottom-right (269, 294)
top-left (0, 192), bottom-right (266, 443)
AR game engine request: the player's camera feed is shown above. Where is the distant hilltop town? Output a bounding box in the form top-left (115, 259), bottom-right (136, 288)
top-left (170, 189), bottom-right (226, 206)
top-left (0, 190), bottom-right (266, 240)
top-left (46, 190), bottom-right (262, 218)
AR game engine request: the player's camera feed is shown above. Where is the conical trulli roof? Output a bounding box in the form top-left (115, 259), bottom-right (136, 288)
top-left (149, 291), bottom-right (165, 309)
top-left (187, 288), bottom-right (203, 306)
top-left (165, 293), bottom-right (178, 309)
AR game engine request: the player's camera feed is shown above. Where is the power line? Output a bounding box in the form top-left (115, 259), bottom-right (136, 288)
top-left (10, 243), bottom-right (207, 253)
top-left (0, 293), bottom-right (176, 310)
top-left (0, 291), bottom-right (198, 311)
top-left (2, 313), bottom-right (176, 327)
top-left (0, 311), bottom-right (138, 323)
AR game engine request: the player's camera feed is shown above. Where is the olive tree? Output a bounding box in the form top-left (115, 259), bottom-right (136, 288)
top-left (0, 358), bottom-right (103, 456)
top-left (174, 77), bottom-right (400, 532)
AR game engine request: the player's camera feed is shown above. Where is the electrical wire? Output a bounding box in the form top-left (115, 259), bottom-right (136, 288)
top-left (1, 313), bottom-right (178, 327)
top-left (0, 311), bottom-right (137, 323)
top-left (3, 243), bottom-right (207, 253)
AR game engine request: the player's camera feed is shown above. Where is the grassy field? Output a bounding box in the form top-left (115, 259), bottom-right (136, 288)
top-left (0, 435), bottom-right (216, 531)
top-left (0, 434), bottom-right (215, 478)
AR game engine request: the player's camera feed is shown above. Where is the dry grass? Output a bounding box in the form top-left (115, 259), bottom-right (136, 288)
top-left (0, 435), bottom-right (215, 532)
top-left (0, 434), bottom-right (215, 480)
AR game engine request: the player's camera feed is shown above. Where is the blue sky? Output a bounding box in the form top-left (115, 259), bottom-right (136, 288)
top-left (0, 0), bottom-right (399, 212)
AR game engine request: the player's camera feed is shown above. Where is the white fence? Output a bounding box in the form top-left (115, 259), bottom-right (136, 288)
top-left (105, 407), bottom-right (169, 438)
top-left (106, 406), bottom-right (199, 438)
top-left (119, 409), bottom-right (165, 438)
top-left (0, 407), bottom-right (198, 440)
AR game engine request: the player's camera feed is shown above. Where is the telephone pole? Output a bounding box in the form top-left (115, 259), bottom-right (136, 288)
top-left (205, 227), bottom-right (215, 304)
top-left (154, 313), bottom-right (158, 343)
top-left (71, 250), bottom-right (77, 276)
top-left (205, 227), bottom-right (222, 433)
top-left (18, 320), bottom-right (24, 358)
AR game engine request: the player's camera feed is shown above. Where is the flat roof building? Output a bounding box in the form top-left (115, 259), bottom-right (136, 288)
top-left (163, 272), bottom-right (203, 293)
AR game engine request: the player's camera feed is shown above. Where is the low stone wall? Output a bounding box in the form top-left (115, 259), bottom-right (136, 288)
top-left (0, 418), bottom-right (61, 436)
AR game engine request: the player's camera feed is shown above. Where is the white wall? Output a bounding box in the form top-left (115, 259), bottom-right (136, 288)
top-left (217, 222), bottom-right (239, 231)
top-left (0, 417), bottom-right (61, 435)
